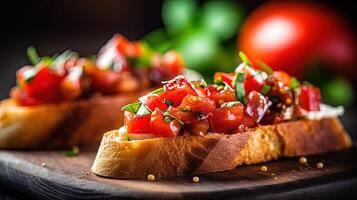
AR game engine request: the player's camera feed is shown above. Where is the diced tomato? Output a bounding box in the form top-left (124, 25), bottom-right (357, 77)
top-left (272, 71), bottom-right (292, 87)
top-left (14, 66), bottom-right (65, 105)
top-left (207, 86), bottom-right (236, 106)
top-left (139, 93), bottom-right (167, 111)
top-left (160, 51), bottom-right (185, 76)
top-left (235, 63), bottom-right (258, 78)
top-left (245, 91), bottom-right (270, 123)
top-left (243, 114), bottom-right (256, 128)
top-left (179, 95), bottom-right (215, 115)
top-left (126, 114), bottom-right (151, 134)
top-left (150, 109), bottom-right (182, 137)
top-left (60, 76), bottom-right (82, 100)
top-left (10, 87), bottom-right (42, 106)
top-left (299, 85), bottom-right (321, 111)
top-left (209, 103), bottom-right (244, 134)
top-left (185, 119), bottom-right (210, 136)
top-left (167, 107), bottom-right (201, 124)
top-left (244, 75), bottom-right (265, 96)
top-left (89, 68), bottom-right (122, 94)
top-left (162, 76), bottom-right (198, 107)
top-left (213, 72), bottom-right (235, 87)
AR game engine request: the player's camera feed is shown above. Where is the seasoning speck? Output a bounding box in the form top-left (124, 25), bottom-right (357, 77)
top-left (86, 172), bottom-right (91, 176)
top-left (41, 162), bottom-right (46, 167)
top-left (192, 176), bottom-right (200, 183)
top-left (261, 166), bottom-right (268, 172)
top-left (317, 162), bottom-right (324, 169)
top-left (147, 174), bottom-right (155, 181)
top-left (299, 157), bottom-right (307, 164)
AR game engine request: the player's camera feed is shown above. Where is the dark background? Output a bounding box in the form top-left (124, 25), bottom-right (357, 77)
top-left (0, 0), bottom-right (356, 135)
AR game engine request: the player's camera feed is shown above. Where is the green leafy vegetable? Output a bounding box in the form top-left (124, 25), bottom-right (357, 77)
top-left (290, 77), bottom-right (301, 89)
top-left (27, 46), bottom-right (40, 65)
top-left (152, 87), bottom-right (164, 94)
top-left (214, 77), bottom-right (225, 85)
top-left (234, 72), bottom-right (247, 104)
top-left (121, 102), bottom-right (142, 114)
top-left (64, 146), bottom-right (80, 157)
top-left (257, 60), bottom-right (273, 75)
top-left (163, 111), bottom-right (184, 125)
top-left (261, 85), bottom-right (271, 95)
top-left (164, 99), bottom-right (174, 106)
top-left (221, 101), bottom-right (242, 108)
top-left (136, 104), bottom-right (151, 116)
top-left (238, 51), bottom-right (251, 67)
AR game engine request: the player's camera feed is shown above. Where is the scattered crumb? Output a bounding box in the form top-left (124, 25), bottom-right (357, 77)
top-left (192, 176), bottom-right (200, 183)
top-left (41, 162), bottom-right (46, 167)
top-left (317, 162), bottom-right (324, 169)
top-left (271, 173), bottom-right (276, 176)
top-left (86, 172), bottom-right (91, 176)
top-left (299, 157), bottom-right (307, 164)
top-left (147, 174), bottom-right (155, 181)
top-left (292, 170), bottom-right (296, 172)
top-left (261, 166), bottom-right (268, 172)
top-left (274, 177), bottom-right (278, 180)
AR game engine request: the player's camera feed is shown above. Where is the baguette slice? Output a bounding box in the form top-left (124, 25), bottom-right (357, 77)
top-left (91, 117), bottom-right (351, 178)
top-left (0, 92), bottom-right (147, 149)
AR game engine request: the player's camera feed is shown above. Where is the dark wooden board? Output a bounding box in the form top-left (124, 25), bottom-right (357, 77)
top-left (0, 145), bottom-right (357, 200)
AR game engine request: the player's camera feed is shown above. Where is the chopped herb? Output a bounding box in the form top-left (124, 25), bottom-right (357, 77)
top-left (152, 87), bottom-right (164, 94)
top-left (121, 102), bottom-right (142, 114)
top-left (136, 104), bottom-right (151, 116)
top-left (23, 68), bottom-right (37, 83)
top-left (194, 80), bottom-right (207, 88)
top-left (238, 51), bottom-right (251, 66)
top-left (221, 101), bottom-right (242, 108)
top-left (270, 96), bottom-right (280, 104)
top-left (163, 111), bottom-right (184, 125)
top-left (164, 99), bottom-right (173, 106)
top-left (214, 77), bottom-right (225, 85)
top-left (290, 77), bottom-right (301, 89)
top-left (27, 46), bottom-right (40, 65)
top-left (64, 146), bottom-right (80, 157)
top-left (52, 50), bottom-right (78, 69)
top-left (128, 56), bottom-right (151, 68)
top-left (234, 72), bottom-right (247, 104)
top-left (261, 85), bottom-right (271, 95)
top-left (257, 60), bottom-right (273, 75)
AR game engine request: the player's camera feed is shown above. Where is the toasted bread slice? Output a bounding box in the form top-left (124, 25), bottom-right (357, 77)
top-left (0, 92), bottom-right (147, 149)
top-left (91, 117), bottom-right (351, 178)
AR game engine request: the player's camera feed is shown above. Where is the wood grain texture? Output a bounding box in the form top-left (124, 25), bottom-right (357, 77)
top-left (0, 144), bottom-right (356, 199)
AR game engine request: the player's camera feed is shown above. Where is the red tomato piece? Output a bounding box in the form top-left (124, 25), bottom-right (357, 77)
top-left (167, 107), bottom-right (201, 124)
top-left (209, 103), bottom-right (244, 134)
top-left (213, 72), bottom-right (235, 87)
top-left (245, 91), bottom-right (270, 123)
top-left (179, 95), bottom-right (215, 115)
top-left (126, 114), bottom-right (151, 134)
top-left (139, 93), bottom-right (167, 111)
top-left (160, 51), bottom-right (185, 76)
top-left (299, 85), bottom-right (321, 111)
top-left (244, 75), bottom-right (265, 96)
top-left (207, 85), bottom-right (236, 106)
top-left (150, 109), bottom-right (182, 137)
top-left (162, 76), bottom-right (198, 107)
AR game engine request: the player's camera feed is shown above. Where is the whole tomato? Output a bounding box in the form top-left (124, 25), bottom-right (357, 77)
top-left (238, 1), bottom-right (356, 79)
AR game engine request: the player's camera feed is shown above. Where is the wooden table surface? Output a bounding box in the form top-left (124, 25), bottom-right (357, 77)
top-left (0, 144), bottom-right (356, 200)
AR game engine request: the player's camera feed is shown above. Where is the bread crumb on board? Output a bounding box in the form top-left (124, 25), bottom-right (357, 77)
top-left (261, 166), bottom-right (268, 172)
top-left (147, 174), bottom-right (155, 181)
top-left (192, 176), bottom-right (200, 183)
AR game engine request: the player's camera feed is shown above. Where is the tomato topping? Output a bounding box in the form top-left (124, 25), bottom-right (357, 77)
top-left (209, 103), bottom-right (244, 134)
top-left (139, 93), bottom-right (167, 111)
top-left (179, 95), bottom-right (215, 115)
top-left (162, 76), bottom-right (197, 107)
top-left (159, 51), bottom-right (185, 76)
top-left (245, 91), bottom-right (270, 123)
top-left (213, 72), bottom-right (235, 87)
top-left (299, 85), bottom-right (321, 111)
top-left (14, 66), bottom-right (65, 106)
top-left (150, 109), bottom-right (182, 137)
top-left (126, 114), bottom-right (151, 134)
top-left (207, 86), bottom-right (236, 106)
top-left (271, 71), bottom-right (292, 87)
top-left (244, 74), bottom-right (265, 96)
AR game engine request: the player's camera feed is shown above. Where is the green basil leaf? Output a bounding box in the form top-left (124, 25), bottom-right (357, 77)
top-left (214, 77), bottom-right (225, 85)
top-left (290, 77), bottom-right (301, 89)
top-left (164, 99), bottom-right (173, 106)
top-left (257, 60), bottom-right (273, 75)
top-left (221, 101), bottom-right (242, 108)
top-left (238, 51), bottom-right (251, 66)
top-left (234, 72), bottom-right (247, 104)
top-left (261, 85), bottom-right (271, 95)
top-left (121, 102), bottom-right (142, 114)
top-left (152, 87), bottom-right (164, 94)
top-left (136, 104), bottom-right (151, 116)
top-left (27, 46), bottom-right (40, 65)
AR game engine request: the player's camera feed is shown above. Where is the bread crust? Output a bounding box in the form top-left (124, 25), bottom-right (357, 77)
top-left (91, 117), bottom-right (351, 178)
top-left (0, 92), bottom-right (146, 149)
